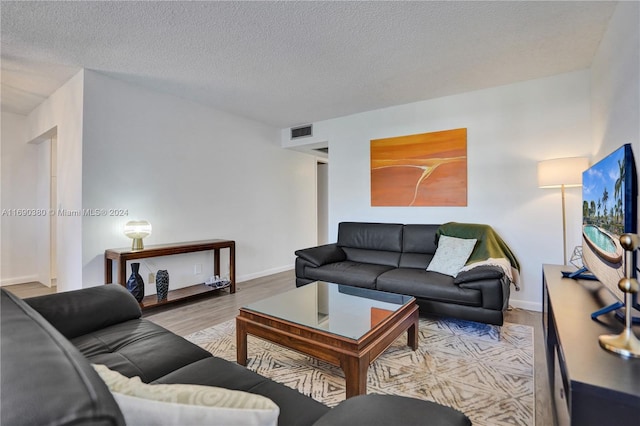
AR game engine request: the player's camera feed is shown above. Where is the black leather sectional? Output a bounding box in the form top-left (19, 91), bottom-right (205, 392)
top-left (0, 284), bottom-right (471, 426)
top-left (295, 222), bottom-right (513, 326)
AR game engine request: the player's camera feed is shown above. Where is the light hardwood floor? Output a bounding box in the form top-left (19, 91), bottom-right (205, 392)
top-left (4, 281), bottom-right (57, 298)
top-left (6, 270), bottom-right (553, 426)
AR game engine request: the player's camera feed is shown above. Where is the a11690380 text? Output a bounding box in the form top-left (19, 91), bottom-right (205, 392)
top-left (1, 208), bottom-right (129, 217)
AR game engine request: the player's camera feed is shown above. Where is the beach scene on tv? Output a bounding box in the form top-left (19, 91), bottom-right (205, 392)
top-left (582, 146), bottom-right (630, 296)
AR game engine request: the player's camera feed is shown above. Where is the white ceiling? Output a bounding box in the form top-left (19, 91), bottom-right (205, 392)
top-left (1, 1), bottom-right (617, 128)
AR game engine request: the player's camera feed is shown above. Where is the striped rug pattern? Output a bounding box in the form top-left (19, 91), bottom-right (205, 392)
top-left (186, 316), bottom-right (534, 426)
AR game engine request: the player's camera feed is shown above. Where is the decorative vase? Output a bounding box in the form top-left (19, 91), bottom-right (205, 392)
top-left (126, 262), bottom-right (145, 302)
top-left (156, 269), bottom-right (169, 302)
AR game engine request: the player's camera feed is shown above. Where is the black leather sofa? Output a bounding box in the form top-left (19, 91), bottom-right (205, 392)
top-left (295, 222), bottom-right (515, 326)
top-left (1, 284), bottom-right (471, 426)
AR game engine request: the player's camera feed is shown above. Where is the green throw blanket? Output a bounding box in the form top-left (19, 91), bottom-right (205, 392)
top-left (437, 222), bottom-right (520, 271)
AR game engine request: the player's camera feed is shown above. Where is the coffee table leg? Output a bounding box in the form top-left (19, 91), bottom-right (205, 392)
top-left (343, 354), bottom-right (369, 398)
top-left (236, 318), bottom-right (248, 366)
top-left (408, 310), bottom-right (419, 350)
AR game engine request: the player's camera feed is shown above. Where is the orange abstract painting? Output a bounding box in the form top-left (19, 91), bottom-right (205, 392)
top-left (370, 128), bottom-right (467, 206)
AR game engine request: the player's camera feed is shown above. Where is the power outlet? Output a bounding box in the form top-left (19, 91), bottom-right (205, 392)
top-left (194, 264), bottom-right (202, 275)
top-left (148, 272), bottom-right (155, 284)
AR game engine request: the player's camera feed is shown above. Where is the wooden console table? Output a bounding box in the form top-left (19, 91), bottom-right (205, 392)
top-left (105, 239), bottom-right (235, 309)
top-left (543, 264), bottom-right (640, 426)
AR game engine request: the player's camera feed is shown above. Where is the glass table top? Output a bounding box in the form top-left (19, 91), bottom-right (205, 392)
top-left (241, 281), bottom-right (413, 340)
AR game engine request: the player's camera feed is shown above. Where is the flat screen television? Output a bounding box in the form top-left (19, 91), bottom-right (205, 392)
top-left (578, 143), bottom-right (640, 322)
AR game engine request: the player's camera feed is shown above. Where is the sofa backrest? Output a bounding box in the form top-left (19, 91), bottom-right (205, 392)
top-left (399, 224), bottom-right (439, 269)
top-left (337, 222), bottom-right (404, 267)
top-left (25, 283), bottom-right (142, 339)
top-left (0, 289), bottom-right (125, 426)
top-left (336, 222), bottom-right (441, 269)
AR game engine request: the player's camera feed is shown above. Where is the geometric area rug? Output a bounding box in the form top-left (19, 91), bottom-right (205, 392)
top-left (185, 317), bottom-right (534, 426)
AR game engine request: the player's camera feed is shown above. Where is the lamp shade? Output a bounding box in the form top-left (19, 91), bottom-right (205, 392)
top-left (123, 220), bottom-right (152, 250)
top-left (123, 220), bottom-right (152, 239)
top-left (538, 157), bottom-right (589, 188)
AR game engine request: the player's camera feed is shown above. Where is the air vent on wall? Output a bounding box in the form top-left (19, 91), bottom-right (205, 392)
top-left (291, 124), bottom-right (312, 139)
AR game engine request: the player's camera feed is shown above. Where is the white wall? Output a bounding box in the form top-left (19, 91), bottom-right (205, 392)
top-left (81, 71), bottom-right (317, 293)
top-left (304, 71), bottom-right (592, 311)
top-left (591, 1), bottom-right (639, 166)
top-left (0, 112), bottom-right (39, 285)
top-left (21, 71), bottom-right (85, 292)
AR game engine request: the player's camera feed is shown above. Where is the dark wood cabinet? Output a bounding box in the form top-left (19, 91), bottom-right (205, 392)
top-left (543, 264), bottom-right (640, 426)
top-left (105, 239), bottom-right (235, 309)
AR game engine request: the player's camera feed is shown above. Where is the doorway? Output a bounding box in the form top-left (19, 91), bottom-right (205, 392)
top-left (317, 161), bottom-right (328, 245)
top-left (33, 134), bottom-right (57, 288)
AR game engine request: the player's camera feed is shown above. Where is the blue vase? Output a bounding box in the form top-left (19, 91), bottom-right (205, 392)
top-left (156, 270), bottom-right (169, 302)
top-left (126, 263), bottom-right (145, 302)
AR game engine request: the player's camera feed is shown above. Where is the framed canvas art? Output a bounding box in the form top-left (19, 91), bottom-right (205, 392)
top-left (370, 128), bottom-right (467, 206)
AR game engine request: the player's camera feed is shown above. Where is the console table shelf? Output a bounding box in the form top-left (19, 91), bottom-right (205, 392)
top-left (105, 239), bottom-right (235, 310)
top-left (543, 264), bottom-right (640, 426)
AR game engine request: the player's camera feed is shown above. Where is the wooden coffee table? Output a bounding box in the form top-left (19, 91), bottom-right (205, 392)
top-left (236, 282), bottom-right (419, 398)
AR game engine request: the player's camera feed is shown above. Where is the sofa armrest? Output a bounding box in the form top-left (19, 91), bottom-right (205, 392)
top-left (454, 266), bottom-right (509, 311)
top-left (313, 394), bottom-right (470, 426)
top-left (1, 289), bottom-right (125, 426)
top-left (453, 265), bottom-right (504, 284)
top-left (295, 243), bottom-right (346, 267)
top-left (25, 284), bottom-right (142, 339)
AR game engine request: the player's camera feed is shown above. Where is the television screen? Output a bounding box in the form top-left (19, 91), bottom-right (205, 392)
top-left (581, 143), bottom-right (640, 319)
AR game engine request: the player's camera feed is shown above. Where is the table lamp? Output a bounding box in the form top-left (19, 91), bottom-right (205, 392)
top-left (123, 220), bottom-right (152, 250)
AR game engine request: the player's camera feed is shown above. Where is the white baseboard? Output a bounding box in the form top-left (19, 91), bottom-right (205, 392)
top-left (509, 299), bottom-right (542, 312)
top-left (237, 265), bottom-right (294, 283)
top-left (0, 275), bottom-right (40, 287)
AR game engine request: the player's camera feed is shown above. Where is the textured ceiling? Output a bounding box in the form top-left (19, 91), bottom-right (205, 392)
top-left (1, 1), bottom-right (617, 128)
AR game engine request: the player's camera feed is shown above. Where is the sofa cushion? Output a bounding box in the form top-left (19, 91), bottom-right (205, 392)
top-left (71, 318), bottom-right (212, 383)
top-left (401, 224), bottom-right (439, 254)
top-left (338, 222), bottom-right (404, 252)
top-left (304, 261), bottom-right (395, 289)
top-left (94, 364), bottom-right (280, 426)
top-left (398, 252), bottom-right (434, 269)
top-left (376, 269), bottom-right (482, 307)
top-left (426, 235), bottom-right (477, 277)
top-left (399, 224), bottom-right (439, 268)
top-left (154, 357), bottom-right (331, 426)
top-left (1, 289), bottom-right (125, 426)
top-left (342, 247), bottom-right (401, 267)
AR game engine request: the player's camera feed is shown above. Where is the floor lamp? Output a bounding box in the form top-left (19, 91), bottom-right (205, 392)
top-left (538, 157), bottom-right (589, 265)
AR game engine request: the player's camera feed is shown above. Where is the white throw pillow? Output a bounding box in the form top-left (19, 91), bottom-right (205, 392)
top-left (93, 364), bottom-right (279, 426)
top-left (426, 235), bottom-right (477, 277)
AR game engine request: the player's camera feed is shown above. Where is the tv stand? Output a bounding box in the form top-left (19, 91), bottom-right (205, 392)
top-left (543, 265), bottom-right (640, 426)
